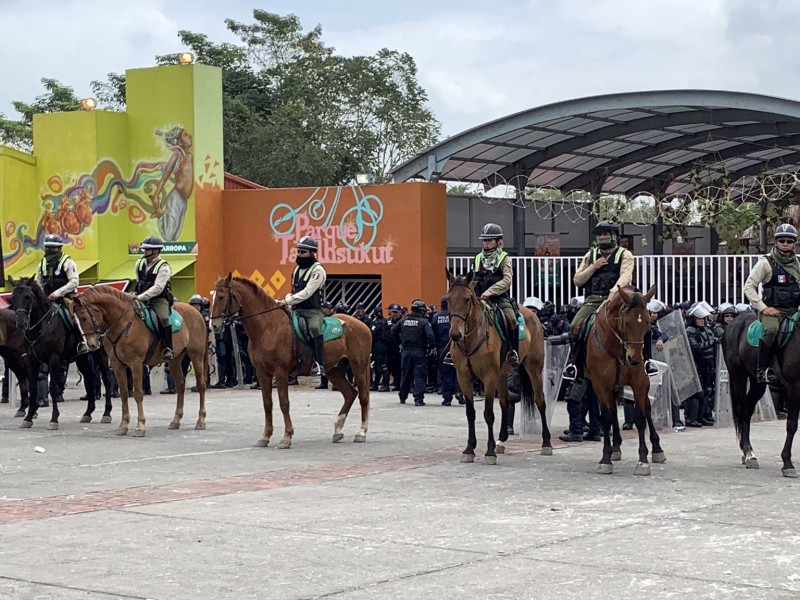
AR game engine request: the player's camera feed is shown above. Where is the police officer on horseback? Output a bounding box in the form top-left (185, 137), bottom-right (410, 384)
top-left (276, 236), bottom-right (327, 376)
top-left (35, 234), bottom-right (90, 355)
top-left (473, 223), bottom-right (519, 367)
top-left (744, 223), bottom-right (800, 384)
top-left (563, 220), bottom-right (643, 380)
top-left (134, 236), bottom-right (174, 362)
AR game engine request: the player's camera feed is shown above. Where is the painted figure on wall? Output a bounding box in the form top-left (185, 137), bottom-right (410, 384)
top-left (151, 127), bottom-right (193, 241)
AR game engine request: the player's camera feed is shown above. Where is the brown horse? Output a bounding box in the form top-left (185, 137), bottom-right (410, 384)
top-left (584, 285), bottom-right (665, 476)
top-left (72, 286), bottom-right (208, 437)
top-left (445, 270), bottom-right (551, 464)
top-left (211, 274), bottom-right (371, 448)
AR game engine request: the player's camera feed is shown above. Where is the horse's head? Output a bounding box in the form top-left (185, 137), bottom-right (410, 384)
top-left (445, 268), bottom-right (477, 343)
top-left (211, 273), bottom-right (238, 335)
top-left (609, 284), bottom-right (657, 366)
top-left (8, 276), bottom-right (41, 331)
top-left (72, 294), bottom-right (105, 351)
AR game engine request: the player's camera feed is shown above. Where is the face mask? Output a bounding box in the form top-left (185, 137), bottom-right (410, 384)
top-left (296, 255), bottom-right (315, 268)
top-left (596, 235), bottom-right (616, 250)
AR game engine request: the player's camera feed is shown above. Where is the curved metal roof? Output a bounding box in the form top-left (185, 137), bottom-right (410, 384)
top-left (391, 90), bottom-right (800, 197)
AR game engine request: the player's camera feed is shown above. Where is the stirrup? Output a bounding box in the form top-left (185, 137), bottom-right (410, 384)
top-left (312, 362), bottom-right (326, 377)
top-left (161, 348), bottom-right (174, 361)
top-left (644, 360), bottom-right (659, 376)
top-left (442, 352), bottom-right (453, 366)
top-left (563, 363), bottom-right (577, 381)
top-left (757, 367), bottom-right (777, 384)
top-left (76, 341), bottom-right (90, 355)
top-left (506, 350), bottom-right (519, 366)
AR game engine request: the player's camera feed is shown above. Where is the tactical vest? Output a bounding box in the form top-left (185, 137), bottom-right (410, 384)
top-left (292, 263), bottom-right (323, 310)
top-left (585, 246), bottom-right (625, 297)
top-left (135, 258), bottom-right (172, 299)
top-left (38, 254), bottom-right (71, 295)
top-left (473, 250), bottom-right (509, 298)
top-left (400, 313), bottom-right (429, 349)
top-left (686, 325), bottom-right (716, 363)
top-left (762, 255), bottom-right (800, 309)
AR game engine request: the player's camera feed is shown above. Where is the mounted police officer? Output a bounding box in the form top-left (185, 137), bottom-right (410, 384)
top-left (744, 223), bottom-right (800, 383)
top-left (391, 299), bottom-right (435, 406)
top-left (473, 223), bottom-right (519, 367)
top-left (563, 220), bottom-right (639, 380)
top-left (276, 236), bottom-right (327, 376)
top-left (135, 236), bottom-right (174, 361)
top-left (35, 234), bottom-right (91, 355)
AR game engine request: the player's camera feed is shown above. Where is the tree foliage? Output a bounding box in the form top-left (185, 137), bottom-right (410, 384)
top-left (3, 11), bottom-right (441, 187)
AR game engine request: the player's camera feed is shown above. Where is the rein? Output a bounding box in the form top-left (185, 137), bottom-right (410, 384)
top-left (19, 304), bottom-right (58, 361)
top-left (448, 284), bottom-right (492, 380)
top-left (215, 283), bottom-right (288, 328)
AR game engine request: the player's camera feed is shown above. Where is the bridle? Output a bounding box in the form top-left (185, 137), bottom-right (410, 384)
top-left (593, 295), bottom-right (648, 365)
top-left (447, 280), bottom-right (490, 359)
top-left (12, 285), bottom-right (58, 355)
top-left (214, 282), bottom-right (287, 328)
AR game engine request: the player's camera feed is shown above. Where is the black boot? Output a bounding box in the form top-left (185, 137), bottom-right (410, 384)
top-left (506, 325), bottom-right (520, 367)
top-left (563, 334), bottom-right (579, 380)
top-left (757, 341), bottom-right (777, 384)
top-left (312, 336), bottom-right (326, 376)
top-left (643, 330), bottom-right (659, 376)
top-left (161, 323), bottom-right (174, 362)
top-left (559, 379), bottom-right (588, 442)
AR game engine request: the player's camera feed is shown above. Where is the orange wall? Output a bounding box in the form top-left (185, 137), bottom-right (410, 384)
top-left (202, 182), bottom-right (446, 306)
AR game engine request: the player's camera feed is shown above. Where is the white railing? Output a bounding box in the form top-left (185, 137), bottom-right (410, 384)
top-left (447, 254), bottom-right (761, 309)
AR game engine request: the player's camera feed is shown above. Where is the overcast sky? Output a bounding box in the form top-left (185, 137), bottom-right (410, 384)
top-left (2, 0), bottom-right (800, 138)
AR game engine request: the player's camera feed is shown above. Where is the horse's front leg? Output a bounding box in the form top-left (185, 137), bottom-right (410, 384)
top-left (483, 386), bottom-right (498, 465)
top-left (495, 377), bottom-right (510, 456)
top-left (46, 359), bottom-right (62, 430)
top-left (20, 362), bottom-right (40, 427)
top-left (274, 371), bottom-right (294, 449)
top-left (128, 361), bottom-right (146, 437)
top-left (77, 354), bottom-right (96, 423)
top-left (780, 395), bottom-right (800, 478)
top-left (111, 361), bottom-right (130, 435)
top-left (455, 367), bottom-right (477, 462)
top-left (595, 388), bottom-right (615, 475)
top-left (15, 370), bottom-right (29, 418)
top-left (255, 366), bottom-right (273, 447)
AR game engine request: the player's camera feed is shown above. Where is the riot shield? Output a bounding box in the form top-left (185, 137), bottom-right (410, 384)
top-left (620, 359), bottom-right (673, 430)
top-left (714, 351), bottom-right (777, 428)
top-left (654, 311), bottom-right (702, 403)
top-left (521, 339), bottom-right (567, 437)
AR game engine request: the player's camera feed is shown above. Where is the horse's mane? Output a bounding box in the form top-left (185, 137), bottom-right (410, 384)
top-left (16, 277), bottom-right (49, 304)
top-left (231, 276), bottom-right (276, 304)
top-left (81, 285), bottom-right (128, 302)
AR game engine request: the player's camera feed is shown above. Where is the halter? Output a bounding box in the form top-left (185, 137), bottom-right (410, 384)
top-left (12, 284), bottom-right (58, 359)
top-left (592, 293), bottom-right (647, 371)
top-left (447, 280), bottom-right (490, 360)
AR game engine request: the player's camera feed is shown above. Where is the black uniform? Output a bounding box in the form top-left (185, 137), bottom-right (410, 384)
top-left (686, 322), bottom-right (716, 426)
top-left (391, 310), bottom-right (435, 404)
top-left (370, 315), bottom-right (390, 391)
top-left (431, 308), bottom-right (457, 404)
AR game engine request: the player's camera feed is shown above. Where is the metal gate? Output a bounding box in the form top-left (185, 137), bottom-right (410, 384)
top-left (324, 277), bottom-right (382, 311)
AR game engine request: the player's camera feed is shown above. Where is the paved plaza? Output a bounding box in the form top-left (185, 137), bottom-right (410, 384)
top-left (1, 375), bottom-right (799, 600)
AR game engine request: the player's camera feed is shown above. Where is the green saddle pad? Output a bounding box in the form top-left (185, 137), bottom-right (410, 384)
top-left (141, 306), bottom-right (183, 334)
top-left (747, 313), bottom-right (799, 348)
top-left (56, 305), bottom-right (72, 328)
top-left (490, 309), bottom-right (526, 341)
top-left (291, 312), bottom-right (344, 344)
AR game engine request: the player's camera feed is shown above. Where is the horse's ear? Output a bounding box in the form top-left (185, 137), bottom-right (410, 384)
top-left (466, 270), bottom-right (474, 284)
top-left (446, 268), bottom-right (454, 287)
top-left (618, 286), bottom-right (632, 304)
top-left (643, 284), bottom-right (657, 303)
top-left (224, 272), bottom-right (232, 283)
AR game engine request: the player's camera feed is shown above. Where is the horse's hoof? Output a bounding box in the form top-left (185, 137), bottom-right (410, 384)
top-left (611, 451), bottom-right (622, 461)
top-left (496, 443), bottom-right (505, 454)
top-left (783, 468), bottom-right (799, 478)
top-left (652, 452), bottom-right (667, 464)
top-left (19, 420), bottom-right (33, 429)
top-left (32, 413), bottom-right (38, 419)
top-left (47, 422), bottom-right (59, 431)
top-left (745, 457), bottom-right (759, 469)
top-left (195, 422), bottom-right (206, 430)
top-left (116, 428), bottom-right (128, 436)
top-left (80, 415), bottom-right (91, 424)
top-left (332, 433), bottom-right (344, 443)
top-left (634, 462), bottom-right (651, 476)
top-left (168, 422), bottom-right (180, 430)
top-left (597, 463), bottom-right (613, 475)
top-left (133, 429), bottom-right (146, 438)
top-left (461, 454), bottom-right (475, 463)
top-left (100, 416), bottom-right (112, 424)
top-left (353, 433), bottom-right (367, 443)
top-left (278, 439), bottom-right (292, 449)
top-left (14, 410), bottom-right (25, 418)
top-left (484, 455), bottom-right (497, 465)
top-left (540, 446), bottom-right (553, 456)
top-left (255, 439), bottom-right (270, 447)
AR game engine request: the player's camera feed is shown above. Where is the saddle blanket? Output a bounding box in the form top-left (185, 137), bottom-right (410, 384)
top-left (290, 313), bottom-right (344, 344)
top-left (140, 305), bottom-right (184, 334)
top-left (747, 313), bottom-right (798, 348)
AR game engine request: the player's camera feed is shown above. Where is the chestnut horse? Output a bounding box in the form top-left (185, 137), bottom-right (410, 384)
top-left (211, 274), bottom-right (371, 448)
top-left (584, 285), bottom-right (665, 476)
top-left (445, 270), bottom-right (551, 464)
top-left (721, 312), bottom-right (799, 477)
top-left (73, 285), bottom-right (208, 437)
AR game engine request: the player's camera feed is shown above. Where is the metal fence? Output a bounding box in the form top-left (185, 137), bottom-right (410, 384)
top-left (447, 254), bottom-right (762, 309)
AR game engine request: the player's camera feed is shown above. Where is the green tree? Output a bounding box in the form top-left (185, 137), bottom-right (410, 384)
top-left (0, 78), bottom-right (81, 152)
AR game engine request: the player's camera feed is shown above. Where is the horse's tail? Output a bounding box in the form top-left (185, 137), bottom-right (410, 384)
top-left (722, 314), bottom-right (751, 442)
top-left (519, 365), bottom-right (535, 421)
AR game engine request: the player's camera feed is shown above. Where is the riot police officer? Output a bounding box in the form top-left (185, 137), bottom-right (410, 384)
top-left (386, 303), bottom-right (403, 389)
top-left (685, 302), bottom-right (716, 427)
top-left (370, 306), bottom-right (390, 391)
top-left (391, 299), bottom-right (435, 406)
top-left (743, 223), bottom-right (800, 383)
top-left (432, 296), bottom-right (457, 405)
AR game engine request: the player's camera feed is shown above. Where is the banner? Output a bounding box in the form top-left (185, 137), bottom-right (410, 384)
top-left (535, 234), bottom-right (560, 257)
